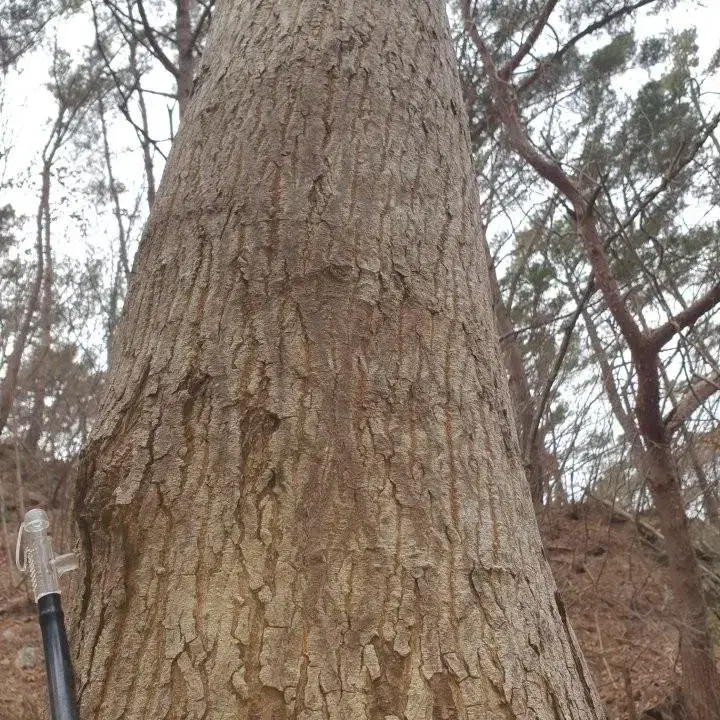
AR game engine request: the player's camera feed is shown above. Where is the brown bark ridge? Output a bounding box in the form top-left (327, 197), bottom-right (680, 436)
top-left (71, 2), bottom-right (605, 718)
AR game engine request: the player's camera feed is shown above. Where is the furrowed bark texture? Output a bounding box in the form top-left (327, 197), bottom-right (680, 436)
top-left (72, 2), bottom-right (604, 718)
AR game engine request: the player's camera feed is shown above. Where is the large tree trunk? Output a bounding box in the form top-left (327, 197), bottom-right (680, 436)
top-left (71, 2), bottom-right (604, 718)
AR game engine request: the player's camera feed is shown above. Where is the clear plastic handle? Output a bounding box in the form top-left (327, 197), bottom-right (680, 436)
top-left (52, 553), bottom-right (78, 576)
top-left (17, 508), bottom-right (76, 602)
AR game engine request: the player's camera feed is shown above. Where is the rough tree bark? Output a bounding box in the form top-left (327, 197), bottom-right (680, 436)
top-left (71, 2), bottom-right (605, 718)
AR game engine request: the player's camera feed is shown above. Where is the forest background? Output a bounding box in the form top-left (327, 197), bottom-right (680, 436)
top-left (2, 0), bottom-right (720, 718)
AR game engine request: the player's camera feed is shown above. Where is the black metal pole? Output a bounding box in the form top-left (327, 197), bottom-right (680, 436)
top-left (37, 593), bottom-right (79, 720)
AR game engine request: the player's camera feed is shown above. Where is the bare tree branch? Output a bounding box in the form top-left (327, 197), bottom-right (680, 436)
top-left (647, 284), bottom-right (720, 352)
top-left (462, 0), bottom-right (645, 353)
top-left (190, 0), bottom-right (214, 50)
top-left (664, 371), bottom-right (720, 435)
top-left (134, 0), bottom-right (179, 78)
top-left (517, 0), bottom-right (661, 94)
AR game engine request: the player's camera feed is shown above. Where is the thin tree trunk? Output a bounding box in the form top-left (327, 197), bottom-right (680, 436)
top-left (125, 10), bottom-right (156, 209)
top-left (23, 105), bottom-right (72, 450)
top-left (485, 236), bottom-right (547, 505)
top-left (176, 0), bottom-right (193, 117)
top-left (681, 434), bottom-right (720, 525)
top-left (25, 160), bottom-right (54, 452)
top-left (651, 341), bottom-right (720, 526)
top-left (643, 443), bottom-right (719, 715)
top-left (14, 428), bottom-right (25, 520)
top-left (134, 72), bottom-right (156, 209)
top-left (584, 205), bottom-right (719, 720)
top-left (99, 97), bottom-right (130, 280)
top-left (660, 274), bottom-right (720, 523)
top-left (687, 444), bottom-right (720, 525)
top-left (71, 2), bottom-right (605, 718)
top-left (99, 95), bottom-right (131, 360)
top-left (0, 472), bottom-right (16, 584)
top-left (578, 303), bottom-right (645, 502)
top-left (0, 175), bottom-right (45, 438)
